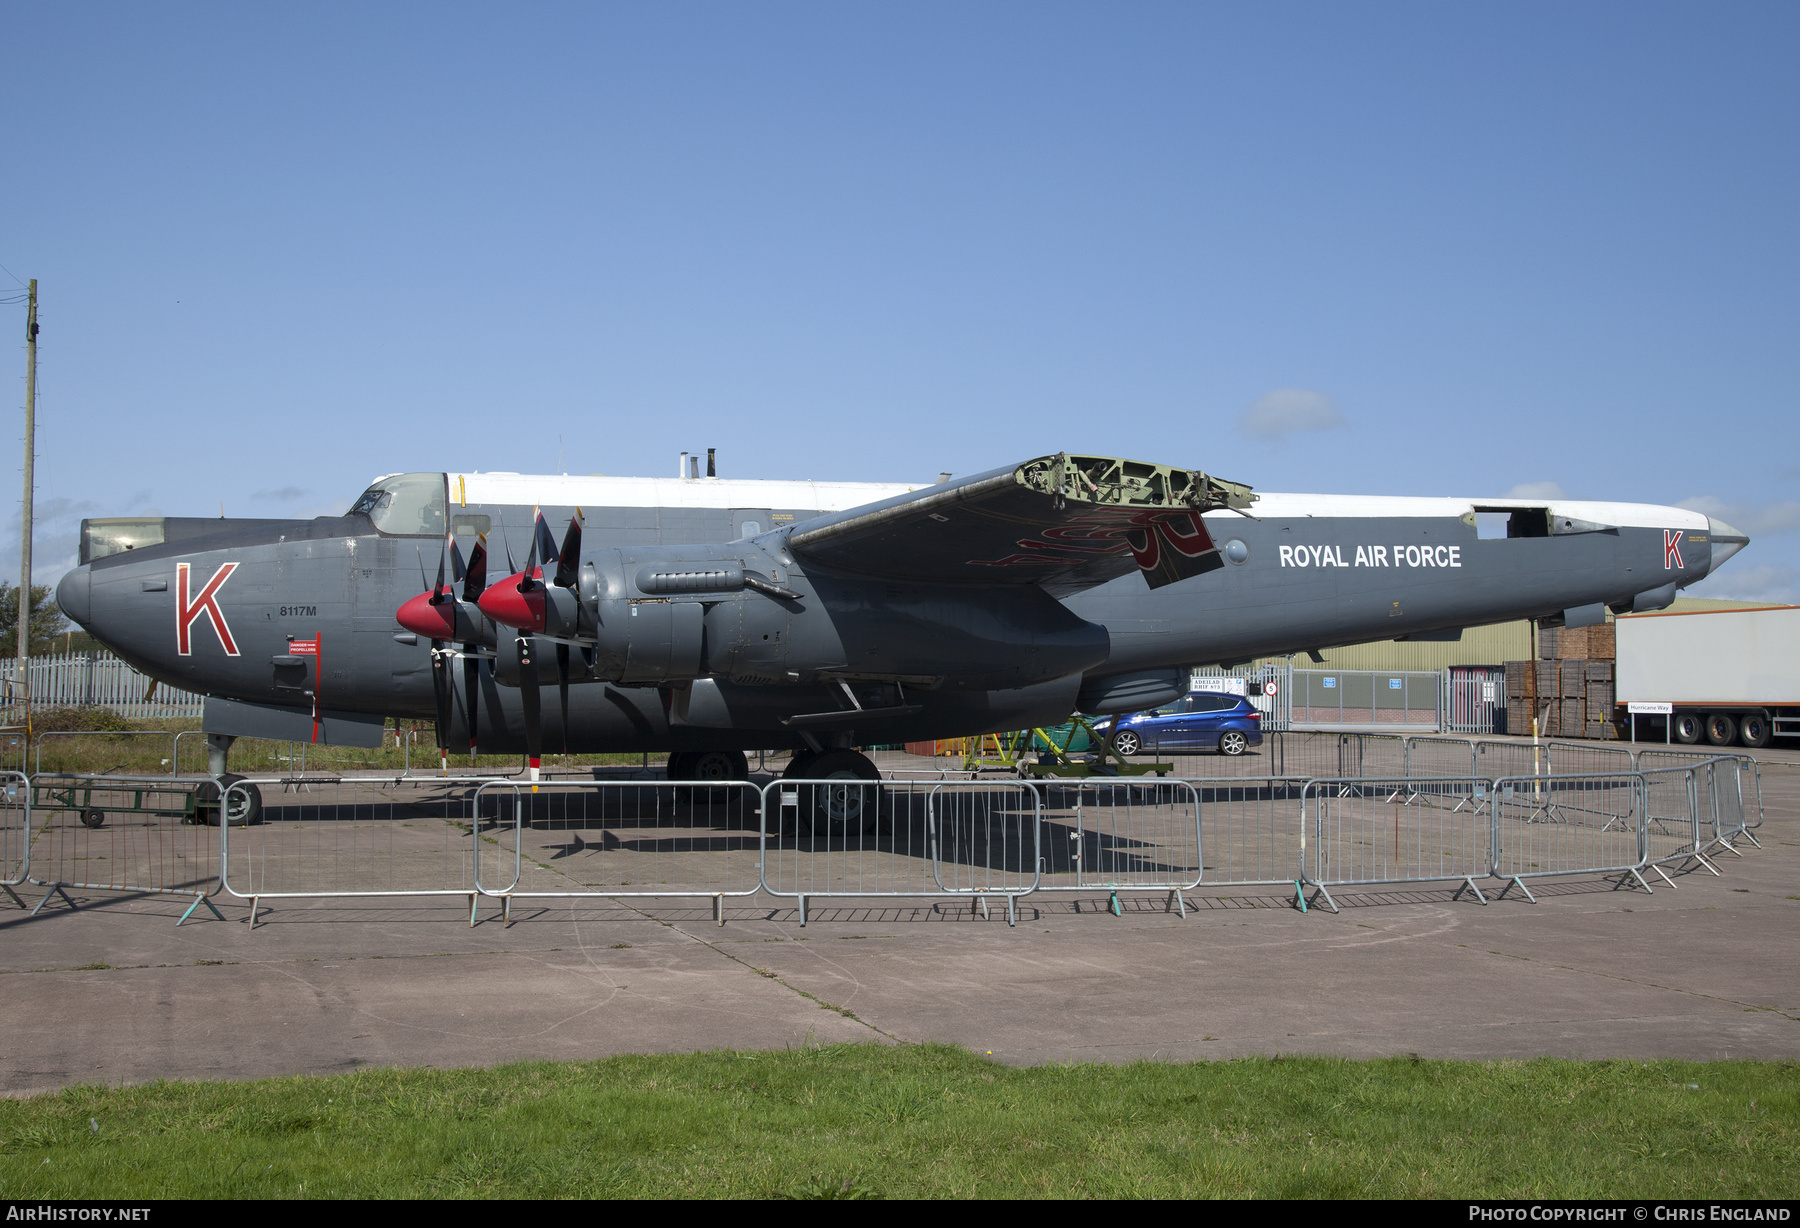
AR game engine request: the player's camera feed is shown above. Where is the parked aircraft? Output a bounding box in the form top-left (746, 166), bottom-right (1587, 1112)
top-left (55, 453), bottom-right (1748, 803)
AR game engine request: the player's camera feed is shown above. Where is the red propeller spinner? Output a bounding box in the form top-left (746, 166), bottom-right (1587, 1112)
top-left (477, 566), bottom-right (547, 632)
top-left (395, 586), bottom-right (461, 640)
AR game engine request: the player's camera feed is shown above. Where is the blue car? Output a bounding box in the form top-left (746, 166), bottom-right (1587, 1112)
top-left (1097, 692), bottom-right (1264, 757)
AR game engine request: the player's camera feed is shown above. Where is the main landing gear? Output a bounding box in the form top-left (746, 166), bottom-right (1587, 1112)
top-left (782, 748), bottom-right (882, 837)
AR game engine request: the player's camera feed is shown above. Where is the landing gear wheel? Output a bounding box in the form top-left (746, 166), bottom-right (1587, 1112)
top-left (193, 776), bottom-right (262, 827)
top-left (1738, 712), bottom-right (1772, 749)
top-left (688, 750), bottom-right (749, 782)
top-left (1111, 730), bottom-right (1142, 757)
top-left (1218, 731), bottom-right (1249, 756)
top-left (673, 749), bottom-right (750, 806)
top-left (1705, 713), bottom-right (1738, 747)
top-left (792, 749), bottom-right (882, 837)
top-left (80, 808), bottom-right (105, 829)
top-left (1672, 713), bottom-right (1702, 744)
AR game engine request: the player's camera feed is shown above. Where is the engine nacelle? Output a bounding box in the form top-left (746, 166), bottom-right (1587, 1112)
top-left (575, 546), bottom-right (1110, 690)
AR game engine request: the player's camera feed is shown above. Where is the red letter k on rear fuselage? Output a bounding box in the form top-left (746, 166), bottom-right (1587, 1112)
top-left (177, 562), bottom-right (240, 656)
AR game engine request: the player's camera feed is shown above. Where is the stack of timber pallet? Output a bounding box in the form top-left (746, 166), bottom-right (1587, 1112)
top-left (1504, 623), bottom-right (1620, 739)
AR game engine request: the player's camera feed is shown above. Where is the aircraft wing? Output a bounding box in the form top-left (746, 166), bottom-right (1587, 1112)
top-left (784, 453), bottom-right (1256, 595)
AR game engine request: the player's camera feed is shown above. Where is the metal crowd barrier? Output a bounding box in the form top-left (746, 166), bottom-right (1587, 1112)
top-left (1489, 772), bottom-right (1649, 899)
top-left (1300, 776), bottom-right (1495, 911)
top-left (1035, 778), bottom-right (1202, 915)
top-left (1187, 776), bottom-right (1307, 899)
top-left (2, 751), bottom-right (1763, 929)
top-left (34, 730), bottom-right (179, 777)
top-left (1, 771), bottom-right (28, 908)
top-left (23, 773), bottom-right (226, 924)
top-left (222, 775), bottom-right (488, 928)
top-left (472, 778), bottom-right (764, 924)
top-left (761, 778), bottom-right (1040, 925)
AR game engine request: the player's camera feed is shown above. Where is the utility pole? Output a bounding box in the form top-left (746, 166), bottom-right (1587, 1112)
top-left (17, 280), bottom-right (35, 733)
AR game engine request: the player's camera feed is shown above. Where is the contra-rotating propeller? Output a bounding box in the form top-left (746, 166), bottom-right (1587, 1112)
top-left (397, 532), bottom-right (491, 768)
top-left (477, 509), bottom-right (583, 782)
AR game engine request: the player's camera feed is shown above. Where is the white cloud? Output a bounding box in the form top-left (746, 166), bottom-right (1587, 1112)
top-left (1682, 564), bottom-right (1800, 605)
top-left (1503, 481), bottom-right (1567, 501)
top-left (1674, 496), bottom-right (1800, 538)
top-left (253, 486), bottom-right (310, 501)
top-left (1239, 388), bottom-right (1345, 440)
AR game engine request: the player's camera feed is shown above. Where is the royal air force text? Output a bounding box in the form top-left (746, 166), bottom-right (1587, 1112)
top-left (1280, 544), bottom-right (1463, 569)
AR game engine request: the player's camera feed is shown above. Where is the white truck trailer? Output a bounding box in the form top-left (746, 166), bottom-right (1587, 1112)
top-left (1614, 605), bottom-right (1800, 747)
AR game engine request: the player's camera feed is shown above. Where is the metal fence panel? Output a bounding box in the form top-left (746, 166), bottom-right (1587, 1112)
top-left (1305, 776), bottom-right (1494, 895)
top-left (1289, 669), bottom-right (1441, 730)
top-left (0, 772), bottom-right (27, 897)
top-left (760, 779), bottom-right (1040, 919)
top-left (1490, 773), bottom-right (1645, 884)
top-left (222, 776), bottom-right (485, 903)
top-left (1705, 761), bottom-right (1747, 848)
top-left (474, 779), bottom-right (764, 898)
top-left (1, 653), bottom-right (205, 721)
top-left (35, 730), bottom-right (178, 776)
top-left (1474, 739), bottom-right (1554, 780)
top-left (1546, 740), bottom-right (1637, 777)
top-left (1406, 736), bottom-right (1478, 779)
top-left (26, 773), bottom-right (222, 918)
top-left (1035, 778), bottom-right (1201, 894)
top-left (1639, 766), bottom-right (1702, 871)
top-left (1189, 776), bottom-right (1305, 888)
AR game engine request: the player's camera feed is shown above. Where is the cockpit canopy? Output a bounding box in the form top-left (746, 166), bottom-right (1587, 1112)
top-left (348, 473), bottom-right (446, 537)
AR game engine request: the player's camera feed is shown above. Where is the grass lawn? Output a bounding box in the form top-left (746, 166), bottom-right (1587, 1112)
top-left (1, 1045), bottom-right (1795, 1199)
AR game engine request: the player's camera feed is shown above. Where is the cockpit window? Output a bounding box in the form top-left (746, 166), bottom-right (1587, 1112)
top-left (349, 472), bottom-right (446, 537)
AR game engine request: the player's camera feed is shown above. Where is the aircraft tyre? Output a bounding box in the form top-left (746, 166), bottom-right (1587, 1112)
top-left (782, 751), bottom-right (820, 779)
top-left (792, 749), bottom-right (883, 837)
top-left (664, 751), bottom-right (695, 780)
top-left (194, 776), bottom-right (262, 827)
top-left (1672, 713), bottom-right (1702, 744)
top-left (1111, 730), bottom-right (1142, 757)
top-left (1739, 712), bottom-right (1772, 748)
top-left (1218, 731), bottom-right (1249, 756)
top-left (688, 750), bottom-right (749, 782)
top-left (1705, 713), bottom-right (1738, 747)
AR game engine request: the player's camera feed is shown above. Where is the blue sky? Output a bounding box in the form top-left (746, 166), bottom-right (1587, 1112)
top-left (2, 2), bottom-right (1796, 601)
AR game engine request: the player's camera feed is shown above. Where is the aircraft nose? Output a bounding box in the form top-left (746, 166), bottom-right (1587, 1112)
top-left (1707, 517), bottom-right (1749, 575)
top-left (56, 565), bottom-right (92, 626)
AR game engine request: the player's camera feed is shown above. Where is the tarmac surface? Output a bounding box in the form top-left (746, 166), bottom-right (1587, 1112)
top-left (3, 748), bottom-right (1797, 1096)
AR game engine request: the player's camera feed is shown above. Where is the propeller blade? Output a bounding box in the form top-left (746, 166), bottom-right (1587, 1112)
top-left (518, 634), bottom-right (542, 782)
top-left (555, 641), bottom-right (571, 756)
top-left (450, 535), bottom-right (466, 584)
top-left (435, 534), bottom-right (447, 596)
top-left (463, 652), bottom-right (481, 760)
top-left (430, 645), bottom-right (453, 751)
top-left (534, 511), bottom-right (560, 573)
top-left (416, 547), bottom-right (431, 594)
top-left (463, 536), bottom-right (487, 603)
top-left (554, 513), bottom-right (582, 589)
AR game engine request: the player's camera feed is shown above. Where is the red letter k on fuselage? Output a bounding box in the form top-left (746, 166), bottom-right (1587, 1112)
top-left (177, 562), bottom-right (240, 656)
